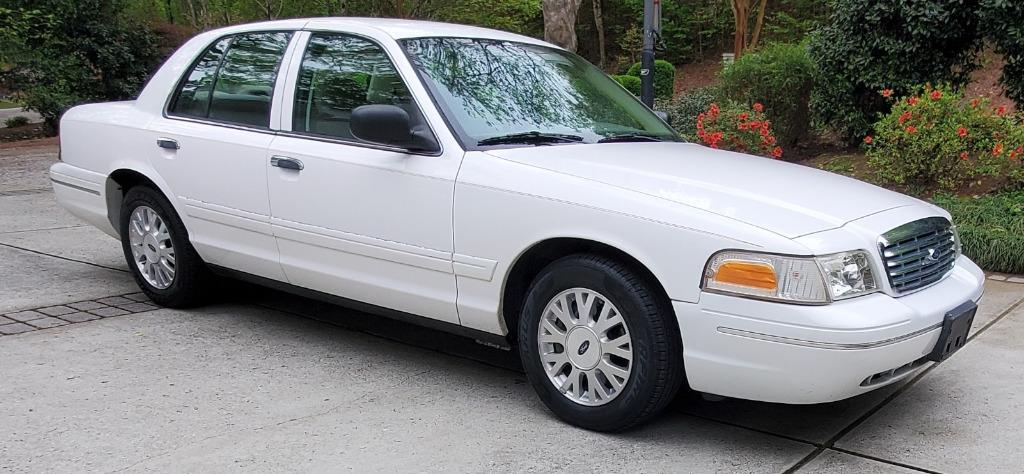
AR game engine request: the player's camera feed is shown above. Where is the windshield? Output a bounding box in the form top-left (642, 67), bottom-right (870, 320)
top-left (401, 37), bottom-right (678, 148)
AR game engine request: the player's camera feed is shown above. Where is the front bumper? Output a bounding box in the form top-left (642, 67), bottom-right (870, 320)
top-left (674, 255), bottom-right (985, 404)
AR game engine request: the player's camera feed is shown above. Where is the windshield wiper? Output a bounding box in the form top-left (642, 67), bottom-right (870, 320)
top-left (477, 131), bottom-right (584, 146)
top-left (597, 133), bottom-right (671, 143)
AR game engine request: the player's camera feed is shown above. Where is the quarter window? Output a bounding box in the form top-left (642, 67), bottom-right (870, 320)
top-left (292, 33), bottom-right (415, 140)
top-left (169, 32), bottom-right (291, 128)
top-left (169, 38), bottom-right (230, 118)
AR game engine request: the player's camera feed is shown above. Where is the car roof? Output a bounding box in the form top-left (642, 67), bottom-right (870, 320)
top-left (209, 17), bottom-right (555, 48)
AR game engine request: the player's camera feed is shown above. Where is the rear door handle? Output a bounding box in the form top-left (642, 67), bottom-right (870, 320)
top-left (270, 156), bottom-right (304, 171)
top-left (157, 138), bottom-right (179, 150)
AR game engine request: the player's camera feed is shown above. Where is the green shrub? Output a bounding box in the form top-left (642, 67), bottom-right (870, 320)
top-left (982, 0), bottom-right (1024, 107)
top-left (695, 102), bottom-right (783, 159)
top-left (3, 115), bottom-right (29, 128)
top-left (809, 0), bottom-right (983, 143)
top-left (626, 60), bottom-right (675, 99)
top-left (866, 85), bottom-right (1024, 191)
top-left (719, 42), bottom-right (816, 149)
top-left (611, 74), bottom-right (641, 96)
top-left (655, 86), bottom-right (720, 139)
top-left (0, 0), bottom-right (160, 130)
top-left (934, 191), bottom-right (1024, 274)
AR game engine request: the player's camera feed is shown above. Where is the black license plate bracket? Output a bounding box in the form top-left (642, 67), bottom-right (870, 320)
top-left (927, 300), bottom-right (976, 362)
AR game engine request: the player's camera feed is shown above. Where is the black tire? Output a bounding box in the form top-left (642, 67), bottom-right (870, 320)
top-left (518, 254), bottom-right (684, 431)
top-left (119, 185), bottom-right (213, 308)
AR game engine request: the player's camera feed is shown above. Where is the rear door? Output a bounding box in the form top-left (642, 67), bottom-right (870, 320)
top-left (147, 31), bottom-right (295, 281)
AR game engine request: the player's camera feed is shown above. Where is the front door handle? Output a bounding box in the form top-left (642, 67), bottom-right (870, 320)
top-left (270, 156), bottom-right (304, 171)
top-left (157, 138), bottom-right (179, 150)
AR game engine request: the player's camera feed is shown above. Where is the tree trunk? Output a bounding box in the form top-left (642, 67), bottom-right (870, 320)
top-left (730, 0), bottom-right (750, 59)
top-left (592, 0), bottom-right (606, 68)
top-left (542, 0), bottom-right (583, 52)
top-left (591, 0), bottom-right (606, 67)
top-left (748, 0), bottom-right (768, 51)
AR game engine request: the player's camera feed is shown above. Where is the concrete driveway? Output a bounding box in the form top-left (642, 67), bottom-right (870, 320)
top-left (2, 142), bottom-right (1023, 473)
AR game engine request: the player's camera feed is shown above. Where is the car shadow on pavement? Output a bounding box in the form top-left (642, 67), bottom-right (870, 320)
top-left (215, 279), bottom-right (916, 447)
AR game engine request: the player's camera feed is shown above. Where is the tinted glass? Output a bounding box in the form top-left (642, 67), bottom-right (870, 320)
top-left (169, 38), bottom-right (231, 118)
top-left (293, 33), bottom-right (413, 140)
top-left (402, 38), bottom-right (676, 146)
top-left (208, 32), bottom-right (291, 127)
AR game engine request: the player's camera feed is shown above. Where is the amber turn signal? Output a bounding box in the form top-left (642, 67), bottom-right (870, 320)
top-left (713, 261), bottom-right (778, 290)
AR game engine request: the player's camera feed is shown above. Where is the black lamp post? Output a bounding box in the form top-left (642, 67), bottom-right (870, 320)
top-left (640, 0), bottom-right (661, 107)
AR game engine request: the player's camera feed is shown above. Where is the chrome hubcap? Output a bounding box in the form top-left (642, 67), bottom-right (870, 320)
top-left (537, 288), bottom-right (633, 406)
top-left (128, 205), bottom-right (175, 289)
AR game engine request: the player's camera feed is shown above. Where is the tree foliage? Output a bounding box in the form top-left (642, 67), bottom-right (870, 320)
top-left (127, 0), bottom-right (544, 36)
top-left (809, 0), bottom-right (983, 142)
top-left (982, 0), bottom-right (1024, 106)
top-left (1, 0), bottom-right (160, 129)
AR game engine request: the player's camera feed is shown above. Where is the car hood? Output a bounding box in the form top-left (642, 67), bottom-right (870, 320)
top-left (484, 142), bottom-right (924, 238)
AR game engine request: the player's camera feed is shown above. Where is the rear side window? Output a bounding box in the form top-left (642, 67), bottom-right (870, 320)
top-left (169, 32), bottom-right (291, 128)
top-left (292, 33), bottom-right (414, 140)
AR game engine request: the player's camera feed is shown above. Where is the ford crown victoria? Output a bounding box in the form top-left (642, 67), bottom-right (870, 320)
top-left (51, 18), bottom-right (985, 431)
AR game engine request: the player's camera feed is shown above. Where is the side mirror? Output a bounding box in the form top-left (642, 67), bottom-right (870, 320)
top-left (350, 104), bottom-right (439, 153)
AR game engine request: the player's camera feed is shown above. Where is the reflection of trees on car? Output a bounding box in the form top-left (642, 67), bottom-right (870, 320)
top-left (213, 33), bottom-right (290, 95)
top-left (292, 34), bottom-right (416, 139)
top-left (403, 37), bottom-right (652, 139)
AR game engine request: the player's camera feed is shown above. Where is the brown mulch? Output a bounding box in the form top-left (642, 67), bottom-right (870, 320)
top-left (0, 136), bottom-right (58, 150)
top-left (675, 58), bottom-right (723, 95)
top-left (965, 48), bottom-right (1016, 113)
top-left (800, 151), bottom-right (1011, 199)
top-left (0, 123), bottom-right (51, 144)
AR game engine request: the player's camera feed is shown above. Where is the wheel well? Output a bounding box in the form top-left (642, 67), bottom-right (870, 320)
top-left (106, 169), bottom-right (160, 237)
top-left (500, 238), bottom-right (673, 344)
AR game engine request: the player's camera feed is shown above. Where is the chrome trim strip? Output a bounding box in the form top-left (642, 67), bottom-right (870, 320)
top-left (51, 178), bottom-right (101, 196)
top-left (270, 216), bottom-right (453, 274)
top-left (716, 324), bottom-right (942, 350)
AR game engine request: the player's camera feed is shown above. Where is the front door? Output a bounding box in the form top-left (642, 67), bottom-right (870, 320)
top-left (267, 32), bottom-right (462, 324)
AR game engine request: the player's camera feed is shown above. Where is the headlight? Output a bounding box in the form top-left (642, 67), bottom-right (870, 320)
top-left (816, 250), bottom-right (879, 300)
top-left (703, 250), bottom-right (879, 304)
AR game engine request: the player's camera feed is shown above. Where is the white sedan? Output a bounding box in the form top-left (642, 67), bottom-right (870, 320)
top-left (51, 18), bottom-right (985, 431)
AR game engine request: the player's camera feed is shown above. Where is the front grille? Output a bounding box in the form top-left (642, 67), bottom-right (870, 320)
top-left (878, 217), bottom-right (958, 294)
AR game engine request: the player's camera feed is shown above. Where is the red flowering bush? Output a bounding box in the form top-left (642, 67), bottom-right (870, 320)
top-left (866, 85), bottom-right (1024, 190)
top-left (697, 102), bottom-right (783, 159)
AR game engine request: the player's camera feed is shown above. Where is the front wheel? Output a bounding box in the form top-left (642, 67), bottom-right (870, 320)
top-left (518, 254), bottom-right (684, 431)
top-left (120, 186), bottom-right (213, 308)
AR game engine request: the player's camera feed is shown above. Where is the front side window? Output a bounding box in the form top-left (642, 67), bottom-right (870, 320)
top-left (402, 37), bottom-right (677, 147)
top-left (292, 33), bottom-right (415, 140)
top-left (169, 32), bottom-right (291, 128)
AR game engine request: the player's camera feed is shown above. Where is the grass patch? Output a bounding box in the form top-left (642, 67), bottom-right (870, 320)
top-left (933, 191), bottom-right (1024, 274)
top-left (0, 100), bottom-right (21, 109)
top-left (817, 156), bottom-right (855, 176)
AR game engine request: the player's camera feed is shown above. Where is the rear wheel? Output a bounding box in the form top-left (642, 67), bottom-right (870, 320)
top-left (120, 186), bottom-right (213, 307)
top-left (518, 254), bottom-right (684, 431)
